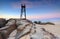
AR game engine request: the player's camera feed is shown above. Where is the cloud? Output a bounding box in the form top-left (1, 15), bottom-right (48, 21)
top-left (0, 12), bottom-right (60, 20)
top-left (27, 13), bottom-right (60, 20)
top-left (0, 14), bottom-right (19, 19)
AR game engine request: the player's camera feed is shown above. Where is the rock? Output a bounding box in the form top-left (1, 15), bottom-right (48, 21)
top-left (0, 18), bottom-right (6, 28)
top-left (0, 33), bottom-right (3, 39)
top-left (0, 19), bottom-right (17, 39)
top-left (7, 19), bottom-right (59, 39)
top-left (15, 19), bottom-right (32, 39)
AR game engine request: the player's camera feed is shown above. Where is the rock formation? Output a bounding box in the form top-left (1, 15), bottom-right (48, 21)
top-left (14, 19), bottom-right (58, 39)
top-left (0, 19), bottom-right (59, 39)
top-left (0, 18), bottom-right (6, 28)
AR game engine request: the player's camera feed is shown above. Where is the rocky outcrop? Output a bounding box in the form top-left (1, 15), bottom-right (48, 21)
top-left (0, 18), bottom-right (6, 28)
top-left (0, 19), bottom-right (17, 39)
top-left (15, 19), bottom-right (33, 39)
top-left (0, 19), bottom-right (58, 39)
top-left (30, 25), bottom-right (57, 39)
top-left (14, 19), bottom-right (57, 39)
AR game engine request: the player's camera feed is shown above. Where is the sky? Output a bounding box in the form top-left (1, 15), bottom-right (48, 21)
top-left (0, 0), bottom-right (60, 22)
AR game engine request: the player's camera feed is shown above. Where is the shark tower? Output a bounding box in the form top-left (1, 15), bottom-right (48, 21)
top-left (20, 4), bottom-right (26, 19)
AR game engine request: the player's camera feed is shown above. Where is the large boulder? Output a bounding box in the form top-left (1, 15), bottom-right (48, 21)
top-left (0, 19), bottom-right (17, 39)
top-left (15, 19), bottom-right (33, 39)
top-left (0, 18), bottom-right (6, 28)
top-left (8, 19), bottom-right (59, 39)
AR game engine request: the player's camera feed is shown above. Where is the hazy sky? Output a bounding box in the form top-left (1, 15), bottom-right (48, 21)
top-left (0, 0), bottom-right (60, 22)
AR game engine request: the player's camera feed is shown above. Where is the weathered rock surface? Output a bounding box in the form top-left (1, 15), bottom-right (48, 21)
top-left (0, 19), bottom-right (17, 39)
top-left (0, 18), bottom-right (6, 28)
top-left (0, 19), bottom-right (59, 39)
top-left (8, 19), bottom-right (58, 39)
